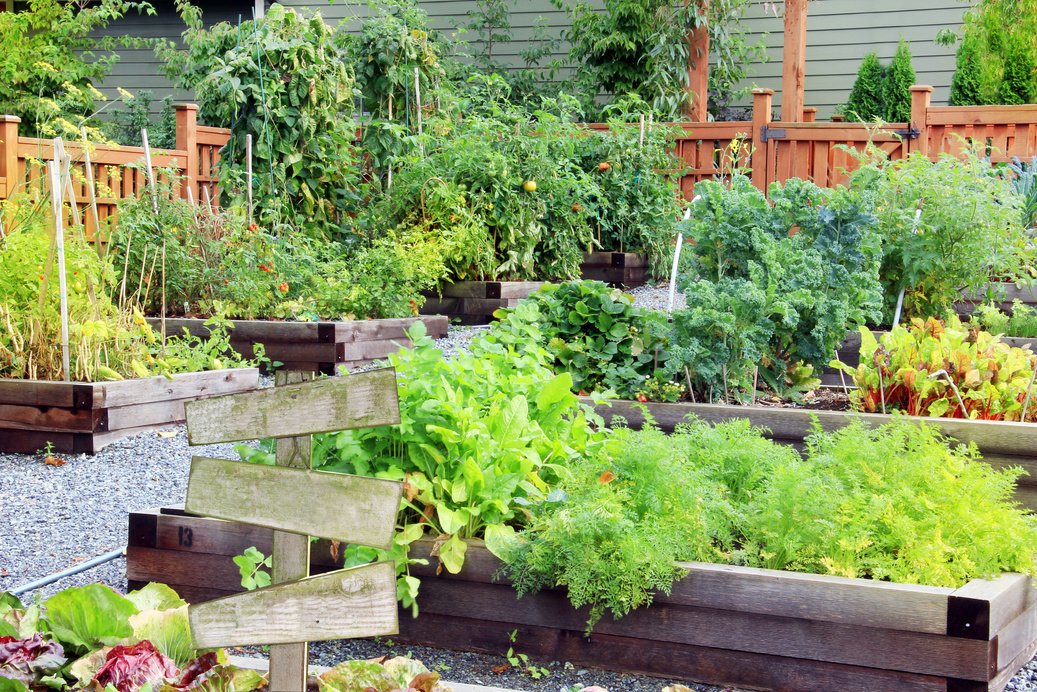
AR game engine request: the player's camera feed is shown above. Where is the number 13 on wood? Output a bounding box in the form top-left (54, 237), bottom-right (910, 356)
top-left (182, 368), bottom-right (403, 692)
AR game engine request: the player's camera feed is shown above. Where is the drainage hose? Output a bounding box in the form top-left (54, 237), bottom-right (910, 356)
top-left (9, 547), bottom-right (126, 596)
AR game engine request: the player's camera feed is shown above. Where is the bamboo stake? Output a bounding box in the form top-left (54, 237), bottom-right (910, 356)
top-left (202, 185), bottom-right (213, 213)
top-left (81, 127), bottom-right (103, 257)
top-left (684, 366), bottom-right (695, 404)
top-left (47, 160), bottom-right (71, 383)
top-left (414, 66), bottom-right (423, 142)
top-left (161, 242), bottom-right (167, 356)
top-left (1022, 364), bottom-right (1037, 423)
top-left (639, 114), bottom-right (645, 149)
top-left (246, 133), bottom-right (253, 224)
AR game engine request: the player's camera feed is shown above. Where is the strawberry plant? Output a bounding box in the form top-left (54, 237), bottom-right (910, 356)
top-left (832, 316), bottom-right (1037, 420)
top-left (491, 280), bottom-right (672, 399)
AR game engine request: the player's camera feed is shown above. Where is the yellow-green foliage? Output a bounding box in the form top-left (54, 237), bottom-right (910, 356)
top-left (503, 415), bottom-right (1037, 629)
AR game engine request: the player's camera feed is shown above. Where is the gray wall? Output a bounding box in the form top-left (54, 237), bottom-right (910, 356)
top-left (87, 0), bottom-right (969, 122)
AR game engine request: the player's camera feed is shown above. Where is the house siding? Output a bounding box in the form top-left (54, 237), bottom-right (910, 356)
top-left (84, 0), bottom-right (968, 122)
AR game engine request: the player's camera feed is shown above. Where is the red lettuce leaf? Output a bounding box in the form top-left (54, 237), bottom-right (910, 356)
top-left (93, 640), bottom-right (179, 692)
top-left (175, 652), bottom-right (218, 688)
top-left (0, 633), bottom-right (67, 685)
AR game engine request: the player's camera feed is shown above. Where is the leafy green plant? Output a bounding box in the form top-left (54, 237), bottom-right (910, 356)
top-left (504, 630), bottom-right (549, 679)
top-left (233, 546), bottom-right (272, 591)
top-left (559, 0), bottom-right (766, 119)
top-left (0, 0), bottom-right (154, 140)
top-left (162, 4), bottom-right (359, 240)
top-left (670, 175), bottom-right (883, 399)
top-left (882, 39), bottom-right (915, 123)
top-left (969, 299), bottom-right (1037, 338)
top-left (843, 51), bottom-right (884, 122)
top-left (831, 316), bottom-right (1037, 421)
top-left (844, 147), bottom-right (1034, 321)
top-left (106, 89), bottom-right (176, 149)
top-left (0, 583), bottom-right (264, 692)
top-left (492, 281), bottom-right (671, 399)
top-left (502, 415), bottom-right (1037, 630)
top-left (364, 97), bottom-right (598, 282)
top-left (308, 321), bottom-right (607, 611)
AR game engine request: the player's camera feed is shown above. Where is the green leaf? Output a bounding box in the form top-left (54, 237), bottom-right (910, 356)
top-left (127, 605), bottom-right (196, 670)
top-left (484, 523), bottom-right (518, 559)
top-left (125, 583), bottom-right (186, 613)
top-left (536, 373), bottom-right (573, 410)
top-left (438, 534), bottom-right (468, 574)
top-left (397, 523), bottom-right (425, 545)
top-left (44, 584), bottom-right (137, 653)
top-left (437, 506), bottom-right (464, 535)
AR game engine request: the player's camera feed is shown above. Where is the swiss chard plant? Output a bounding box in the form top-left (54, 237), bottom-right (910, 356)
top-left (831, 315), bottom-right (1037, 421)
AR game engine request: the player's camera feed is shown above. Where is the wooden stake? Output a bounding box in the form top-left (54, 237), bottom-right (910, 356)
top-left (414, 66), bottom-right (424, 156)
top-left (268, 369), bottom-right (314, 692)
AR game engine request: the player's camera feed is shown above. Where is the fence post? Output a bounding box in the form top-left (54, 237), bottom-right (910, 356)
top-left (0, 115), bottom-right (20, 202)
top-left (751, 88), bottom-right (774, 192)
top-left (685, 0), bottom-right (710, 122)
top-left (175, 104), bottom-right (199, 202)
top-left (803, 107), bottom-right (817, 123)
top-left (909, 85), bottom-right (933, 158)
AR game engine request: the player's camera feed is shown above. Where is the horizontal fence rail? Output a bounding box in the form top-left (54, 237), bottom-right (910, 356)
top-left (2, 87), bottom-right (1037, 231)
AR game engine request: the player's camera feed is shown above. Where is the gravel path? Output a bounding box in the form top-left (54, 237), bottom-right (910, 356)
top-left (3, 282), bottom-right (1036, 692)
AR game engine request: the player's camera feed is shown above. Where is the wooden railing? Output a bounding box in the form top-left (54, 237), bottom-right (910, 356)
top-left (0, 105), bottom-right (230, 240)
top-left (3, 88), bottom-right (1037, 229)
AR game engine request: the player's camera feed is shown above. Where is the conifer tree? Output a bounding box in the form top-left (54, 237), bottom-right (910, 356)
top-left (844, 51), bottom-right (884, 122)
top-left (883, 39), bottom-right (916, 123)
top-left (949, 33), bottom-right (983, 106)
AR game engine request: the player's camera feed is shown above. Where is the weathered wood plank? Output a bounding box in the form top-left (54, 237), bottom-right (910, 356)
top-left (395, 612), bottom-right (948, 692)
top-left (589, 399), bottom-right (1037, 457)
top-left (269, 368), bottom-right (312, 692)
top-left (333, 316), bottom-right (449, 342)
top-left (184, 457), bottom-right (401, 550)
top-left (185, 367), bottom-right (399, 443)
top-left (950, 573), bottom-right (1034, 640)
top-left (0, 404), bottom-right (104, 432)
top-left (406, 537), bottom-right (950, 634)
top-left (106, 399), bottom-right (185, 431)
top-left (102, 368), bottom-right (259, 408)
top-left (229, 341), bottom-right (339, 364)
top-left (413, 578), bottom-right (993, 680)
top-left (188, 561), bottom-right (398, 648)
top-left (0, 428), bottom-right (88, 454)
top-left (0, 380), bottom-right (100, 408)
top-left (580, 252), bottom-right (649, 268)
top-left (996, 601), bottom-right (1037, 672)
top-left (128, 508), bottom-right (345, 569)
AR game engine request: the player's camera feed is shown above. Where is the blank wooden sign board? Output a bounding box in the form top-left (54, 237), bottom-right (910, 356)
top-left (183, 368), bottom-right (403, 692)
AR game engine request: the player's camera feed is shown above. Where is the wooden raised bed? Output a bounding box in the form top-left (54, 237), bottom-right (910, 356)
top-left (958, 282), bottom-right (1037, 316)
top-left (579, 252), bottom-right (648, 288)
top-left (0, 368), bottom-right (259, 454)
top-left (126, 506), bottom-right (346, 605)
top-left (148, 316), bottom-right (448, 375)
top-left (125, 516), bottom-right (1037, 692)
top-left (590, 398), bottom-right (1037, 513)
top-left (419, 281), bottom-right (545, 325)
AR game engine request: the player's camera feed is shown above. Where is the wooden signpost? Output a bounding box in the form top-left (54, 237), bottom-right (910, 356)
top-left (182, 368), bottom-right (403, 692)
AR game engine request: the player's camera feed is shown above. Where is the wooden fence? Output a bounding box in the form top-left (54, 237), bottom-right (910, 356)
top-left (3, 88), bottom-right (1037, 230)
top-left (0, 105), bottom-right (228, 241)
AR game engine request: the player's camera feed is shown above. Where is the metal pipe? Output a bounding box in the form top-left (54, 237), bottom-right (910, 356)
top-left (9, 547), bottom-right (126, 596)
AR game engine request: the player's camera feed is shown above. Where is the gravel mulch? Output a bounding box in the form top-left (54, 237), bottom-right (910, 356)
top-left (2, 282), bottom-right (1035, 692)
